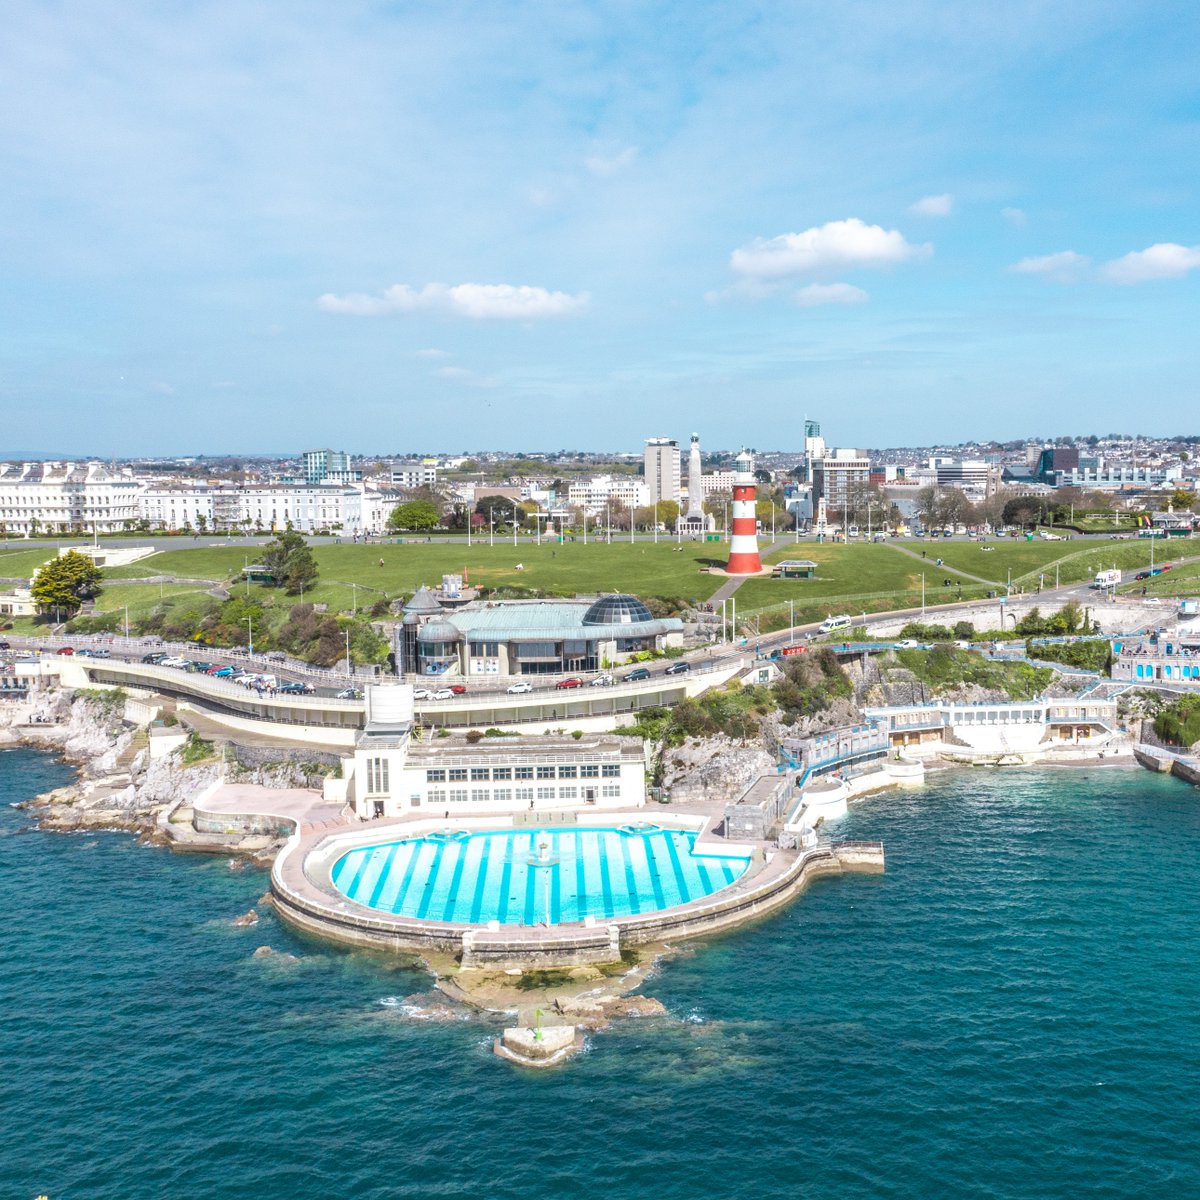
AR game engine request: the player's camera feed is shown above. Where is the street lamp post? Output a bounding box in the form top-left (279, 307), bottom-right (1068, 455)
top-left (247, 616), bottom-right (253, 655)
top-left (489, 513), bottom-right (495, 547)
top-left (921, 572), bottom-right (925, 618)
top-left (345, 628), bottom-right (352, 674)
top-left (789, 599), bottom-right (794, 642)
top-left (123, 605), bottom-right (129, 640)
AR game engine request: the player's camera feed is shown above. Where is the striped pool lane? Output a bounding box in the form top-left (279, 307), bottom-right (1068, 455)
top-left (331, 828), bottom-right (751, 925)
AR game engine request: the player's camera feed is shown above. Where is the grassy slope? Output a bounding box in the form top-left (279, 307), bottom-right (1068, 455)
top-left (103, 540), bottom-right (727, 604)
top-left (0, 548), bottom-right (57, 578)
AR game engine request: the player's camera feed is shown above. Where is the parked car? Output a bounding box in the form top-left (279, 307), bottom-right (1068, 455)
top-left (413, 687), bottom-right (434, 699)
top-left (555, 677), bottom-right (584, 689)
top-left (622, 666), bottom-right (651, 682)
top-left (431, 688), bottom-right (454, 700)
top-left (90, 648), bottom-right (111, 658)
top-left (0, 641), bottom-right (10, 651)
top-left (590, 674), bottom-right (613, 687)
top-left (277, 681), bottom-right (312, 694)
top-left (210, 666), bottom-right (236, 678)
top-left (142, 652), bottom-right (167, 663)
top-left (336, 687), bottom-right (363, 700)
top-left (895, 639), bottom-right (920, 649)
top-left (55, 646), bottom-right (75, 655)
top-left (664, 660), bottom-right (691, 675)
top-left (448, 683), bottom-right (467, 694)
top-left (506, 681), bottom-right (533, 694)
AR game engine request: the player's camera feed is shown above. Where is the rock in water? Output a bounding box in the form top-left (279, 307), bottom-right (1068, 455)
top-left (232, 909), bottom-right (259, 928)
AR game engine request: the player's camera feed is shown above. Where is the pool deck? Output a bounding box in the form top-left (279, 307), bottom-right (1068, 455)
top-left (269, 808), bottom-right (883, 968)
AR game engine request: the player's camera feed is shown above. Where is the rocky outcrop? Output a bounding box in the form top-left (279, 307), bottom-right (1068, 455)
top-left (661, 735), bottom-right (773, 804)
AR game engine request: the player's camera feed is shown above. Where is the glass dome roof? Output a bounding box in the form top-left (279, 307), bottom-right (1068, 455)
top-left (582, 594), bottom-right (654, 626)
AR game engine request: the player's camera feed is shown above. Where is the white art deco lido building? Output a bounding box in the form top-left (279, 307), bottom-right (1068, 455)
top-left (346, 685), bottom-right (646, 819)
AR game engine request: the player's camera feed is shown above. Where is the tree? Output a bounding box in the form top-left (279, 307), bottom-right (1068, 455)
top-left (31, 551), bottom-right (103, 618)
top-left (475, 494), bottom-right (520, 525)
top-left (260, 529), bottom-right (319, 595)
top-left (387, 500), bottom-right (440, 531)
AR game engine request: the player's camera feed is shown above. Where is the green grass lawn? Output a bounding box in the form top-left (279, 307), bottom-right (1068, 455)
top-left (898, 537), bottom-right (1198, 588)
top-left (102, 539), bottom-right (728, 604)
top-left (738, 543), bottom-right (991, 627)
top-left (0, 547), bottom-right (57, 579)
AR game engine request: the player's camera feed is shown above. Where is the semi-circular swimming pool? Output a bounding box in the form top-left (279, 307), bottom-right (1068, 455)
top-left (329, 825), bottom-right (752, 925)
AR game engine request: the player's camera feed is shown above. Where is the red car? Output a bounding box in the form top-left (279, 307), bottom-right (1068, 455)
top-left (56, 646), bottom-right (75, 655)
top-left (449, 683), bottom-right (467, 695)
top-left (555, 677), bottom-right (584, 689)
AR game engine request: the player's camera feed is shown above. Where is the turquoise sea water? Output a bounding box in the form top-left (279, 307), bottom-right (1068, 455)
top-left (3, 747), bottom-right (1199, 1200)
top-left (330, 826), bottom-right (749, 922)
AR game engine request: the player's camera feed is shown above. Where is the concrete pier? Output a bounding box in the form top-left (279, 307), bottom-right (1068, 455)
top-left (494, 1024), bottom-right (583, 1068)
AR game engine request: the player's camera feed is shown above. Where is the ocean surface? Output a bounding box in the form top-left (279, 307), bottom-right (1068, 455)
top-left (2, 748), bottom-right (1198, 1200)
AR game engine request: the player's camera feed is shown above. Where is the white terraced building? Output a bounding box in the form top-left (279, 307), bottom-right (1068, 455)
top-left (140, 486), bottom-right (216, 531)
top-left (348, 685), bottom-right (646, 819)
top-left (0, 461), bottom-right (142, 535)
top-left (564, 475), bottom-right (649, 514)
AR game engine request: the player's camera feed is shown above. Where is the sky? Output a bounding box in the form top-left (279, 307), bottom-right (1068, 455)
top-left (2, 0), bottom-right (1199, 456)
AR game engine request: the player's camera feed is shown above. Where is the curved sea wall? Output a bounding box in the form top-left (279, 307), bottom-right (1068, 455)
top-left (270, 830), bottom-right (883, 968)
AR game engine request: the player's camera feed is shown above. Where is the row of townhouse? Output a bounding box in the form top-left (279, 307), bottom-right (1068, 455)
top-left (0, 462), bottom-right (407, 535)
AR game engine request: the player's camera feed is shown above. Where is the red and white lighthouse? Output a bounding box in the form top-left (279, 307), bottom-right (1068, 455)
top-left (725, 448), bottom-right (762, 574)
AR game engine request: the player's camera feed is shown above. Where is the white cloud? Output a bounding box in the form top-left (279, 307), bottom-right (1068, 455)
top-left (1098, 243), bottom-right (1200, 285)
top-left (584, 146), bottom-right (638, 177)
top-left (910, 193), bottom-right (954, 217)
top-left (730, 218), bottom-right (931, 279)
top-left (1009, 250), bottom-right (1091, 283)
top-left (433, 365), bottom-right (493, 387)
top-left (1001, 206), bottom-right (1027, 226)
top-left (793, 282), bottom-right (869, 307)
top-left (413, 347), bottom-right (450, 359)
top-left (318, 282), bottom-right (589, 319)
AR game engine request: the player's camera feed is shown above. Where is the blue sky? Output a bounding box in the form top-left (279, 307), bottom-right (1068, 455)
top-left (2, 0), bottom-right (1198, 456)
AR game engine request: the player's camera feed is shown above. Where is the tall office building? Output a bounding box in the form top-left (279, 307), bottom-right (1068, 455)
top-left (811, 448), bottom-right (871, 511)
top-left (802, 419), bottom-right (827, 483)
top-left (643, 437), bottom-right (681, 505)
top-left (302, 449), bottom-right (359, 485)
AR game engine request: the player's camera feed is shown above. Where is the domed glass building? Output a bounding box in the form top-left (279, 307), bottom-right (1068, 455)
top-left (402, 593), bottom-right (684, 677)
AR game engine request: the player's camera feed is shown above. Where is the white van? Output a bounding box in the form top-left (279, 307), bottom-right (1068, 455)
top-left (818, 614), bottom-right (854, 634)
top-left (1093, 569), bottom-right (1121, 589)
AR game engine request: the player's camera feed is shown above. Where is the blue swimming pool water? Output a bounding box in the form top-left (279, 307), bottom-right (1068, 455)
top-left (330, 826), bottom-right (751, 923)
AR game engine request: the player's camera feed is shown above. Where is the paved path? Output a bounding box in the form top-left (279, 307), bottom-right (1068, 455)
top-left (883, 541), bottom-right (999, 586)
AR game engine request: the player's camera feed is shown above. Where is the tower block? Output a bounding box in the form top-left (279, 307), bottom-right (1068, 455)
top-left (725, 448), bottom-right (762, 574)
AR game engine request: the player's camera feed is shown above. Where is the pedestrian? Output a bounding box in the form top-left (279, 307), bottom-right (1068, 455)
top-left (379, 557), bottom-right (385, 568)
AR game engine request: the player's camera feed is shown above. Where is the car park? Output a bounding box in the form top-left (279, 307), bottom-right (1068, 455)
top-left (664, 660), bottom-right (690, 675)
top-left (555, 677), bottom-right (584, 689)
top-left (622, 667), bottom-right (651, 682)
top-left (506, 681), bottom-right (533, 694)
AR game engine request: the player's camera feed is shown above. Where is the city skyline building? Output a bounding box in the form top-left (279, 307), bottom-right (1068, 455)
top-left (643, 437), bottom-right (681, 507)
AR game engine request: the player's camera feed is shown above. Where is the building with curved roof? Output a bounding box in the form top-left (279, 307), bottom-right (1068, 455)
top-left (398, 593), bottom-right (684, 677)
